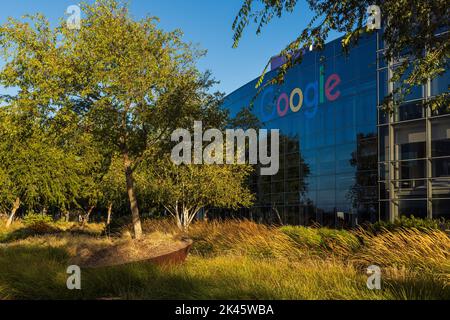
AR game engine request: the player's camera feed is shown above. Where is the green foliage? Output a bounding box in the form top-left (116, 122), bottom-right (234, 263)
top-left (232, 0), bottom-right (449, 111)
top-left (0, 0), bottom-right (226, 234)
top-left (0, 218), bottom-right (105, 243)
top-left (370, 216), bottom-right (450, 233)
top-left (139, 158), bottom-right (254, 231)
top-left (22, 214), bottom-right (54, 227)
top-left (0, 215), bottom-right (58, 243)
top-left (0, 105), bottom-right (87, 215)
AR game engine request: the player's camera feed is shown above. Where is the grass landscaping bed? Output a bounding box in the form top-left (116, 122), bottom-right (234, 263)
top-left (0, 218), bottom-right (448, 300)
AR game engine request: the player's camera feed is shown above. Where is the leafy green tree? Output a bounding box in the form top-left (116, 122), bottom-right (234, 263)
top-left (232, 0), bottom-right (449, 110)
top-left (49, 106), bottom-right (110, 224)
top-left (141, 156), bottom-right (254, 232)
top-left (0, 105), bottom-right (83, 228)
top-left (100, 155), bottom-right (128, 226)
top-left (0, 0), bottom-right (213, 238)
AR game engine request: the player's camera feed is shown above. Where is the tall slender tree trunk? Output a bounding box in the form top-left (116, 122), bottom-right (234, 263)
top-left (6, 197), bottom-right (20, 228)
top-left (106, 203), bottom-right (113, 226)
top-left (124, 153), bottom-right (143, 239)
top-left (82, 206), bottom-right (95, 226)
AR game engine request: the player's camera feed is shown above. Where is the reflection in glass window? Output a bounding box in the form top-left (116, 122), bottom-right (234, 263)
top-left (432, 178), bottom-right (450, 199)
top-left (399, 200), bottom-right (427, 218)
top-left (378, 68), bottom-right (388, 103)
top-left (398, 159), bottom-right (426, 180)
top-left (432, 199), bottom-right (450, 220)
top-left (395, 101), bottom-right (424, 122)
top-left (395, 122), bottom-right (426, 160)
top-left (379, 125), bottom-right (389, 161)
top-left (431, 69), bottom-right (449, 97)
top-left (379, 182), bottom-right (389, 200)
top-left (379, 163), bottom-right (388, 181)
top-left (433, 158), bottom-right (450, 178)
top-left (431, 118), bottom-right (450, 157)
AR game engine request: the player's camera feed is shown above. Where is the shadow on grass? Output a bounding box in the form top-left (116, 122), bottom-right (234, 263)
top-left (383, 276), bottom-right (450, 300)
top-left (1, 243), bottom-right (448, 300)
top-left (0, 224), bottom-right (103, 244)
top-left (0, 243), bottom-right (232, 300)
top-left (0, 245), bottom-right (81, 299)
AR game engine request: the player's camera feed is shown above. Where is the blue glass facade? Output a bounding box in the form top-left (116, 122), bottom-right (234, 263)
top-left (222, 35), bottom-right (379, 227)
top-left (222, 30), bottom-right (449, 226)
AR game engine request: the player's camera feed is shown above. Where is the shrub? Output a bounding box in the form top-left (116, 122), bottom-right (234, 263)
top-left (22, 213), bottom-right (54, 227)
top-left (370, 216), bottom-right (450, 233)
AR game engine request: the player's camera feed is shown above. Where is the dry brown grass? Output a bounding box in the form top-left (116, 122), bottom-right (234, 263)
top-left (0, 217), bottom-right (448, 299)
top-left (353, 228), bottom-right (450, 278)
top-left (141, 219), bottom-right (450, 278)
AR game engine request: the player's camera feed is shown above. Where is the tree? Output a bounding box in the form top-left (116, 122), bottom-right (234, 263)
top-left (0, 105), bottom-right (83, 228)
top-left (232, 0), bottom-right (449, 110)
top-left (0, 0), bottom-right (211, 238)
top-left (50, 106), bottom-right (110, 224)
top-left (141, 156), bottom-right (254, 232)
top-left (100, 155), bottom-right (128, 226)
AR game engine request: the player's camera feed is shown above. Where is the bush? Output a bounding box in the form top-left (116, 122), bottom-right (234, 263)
top-left (0, 213), bottom-right (106, 243)
top-left (370, 216), bottom-right (450, 233)
top-left (22, 213), bottom-right (54, 227)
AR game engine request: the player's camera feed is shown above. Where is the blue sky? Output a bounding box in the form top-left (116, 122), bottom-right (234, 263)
top-left (0, 0), bottom-right (340, 95)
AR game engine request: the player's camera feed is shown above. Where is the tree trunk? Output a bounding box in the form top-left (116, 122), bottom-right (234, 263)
top-left (183, 208), bottom-right (189, 233)
top-left (6, 197), bottom-right (20, 228)
top-left (82, 206), bottom-right (95, 226)
top-left (124, 153), bottom-right (143, 239)
top-left (272, 204), bottom-right (284, 226)
top-left (106, 203), bottom-right (113, 226)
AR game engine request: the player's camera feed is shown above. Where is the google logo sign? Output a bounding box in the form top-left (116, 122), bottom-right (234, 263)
top-left (260, 66), bottom-right (341, 121)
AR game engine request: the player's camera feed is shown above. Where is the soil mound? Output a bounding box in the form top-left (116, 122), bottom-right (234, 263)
top-left (72, 234), bottom-right (192, 268)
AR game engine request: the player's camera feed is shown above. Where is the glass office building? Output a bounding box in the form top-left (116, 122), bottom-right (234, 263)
top-left (222, 32), bottom-right (449, 226)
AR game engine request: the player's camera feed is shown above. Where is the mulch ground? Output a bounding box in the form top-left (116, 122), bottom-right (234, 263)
top-left (71, 234), bottom-right (192, 268)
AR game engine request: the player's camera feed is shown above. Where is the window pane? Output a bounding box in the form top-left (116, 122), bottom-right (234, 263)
top-left (379, 162), bottom-right (389, 181)
top-left (431, 69), bottom-right (449, 97)
top-left (432, 199), bottom-right (450, 220)
top-left (395, 122), bottom-right (426, 160)
top-left (394, 179), bottom-right (426, 199)
top-left (433, 157), bottom-right (450, 178)
top-left (395, 101), bottom-right (424, 122)
top-left (379, 125), bottom-right (389, 161)
top-left (399, 142), bottom-right (426, 160)
top-left (432, 178), bottom-right (450, 199)
top-left (379, 182), bottom-right (389, 200)
top-left (399, 200), bottom-right (427, 218)
top-left (431, 118), bottom-right (450, 157)
top-left (378, 68), bottom-right (388, 102)
top-left (398, 159), bottom-right (426, 179)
